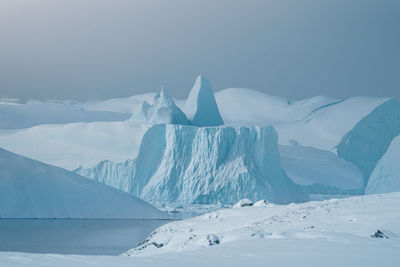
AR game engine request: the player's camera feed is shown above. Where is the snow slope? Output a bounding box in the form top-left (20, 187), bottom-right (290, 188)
top-left (130, 87), bottom-right (189, 125)
top-left (215, 88), bottom-right (390, 150)
top-left (183, 75), bottom-right (224, 126)
top-left (337, 99), bottom-right (400, 184)
top-left (125, 192), bottom-right (400, 256)
top-left (365, 135), bottom-right (400, 194)
top-left (0, 100), bottom-right (129, 130)
top-left (0, 147), bottom-right (166, 219)
top-left (77, 124), bottom-right (308, 204)
top-left (279, 144), bottom-right (364, 194)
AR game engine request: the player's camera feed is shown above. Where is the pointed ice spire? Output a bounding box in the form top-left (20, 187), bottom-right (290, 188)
top-left (155, 86), bottom-right (171, 105)
top-left (183, 75), bottom-right (224, 126)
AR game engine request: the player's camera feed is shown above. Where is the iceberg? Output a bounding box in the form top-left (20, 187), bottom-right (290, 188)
top-left (183, 75), bottom-right (224, 126)
top-left (130, 87), bottom-right (190, 125)
top-left (365, 134), bottom-right (400, 194)
top-left (0, 147), bottom-right (166, 219)
top-left (337, 99), bottom-right (400, 184)
top-left (77, 124), bottom-right (308, 204)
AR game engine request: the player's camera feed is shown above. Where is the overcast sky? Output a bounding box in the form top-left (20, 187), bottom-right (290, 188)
top-left (0, 0), bottom-right (399, 101)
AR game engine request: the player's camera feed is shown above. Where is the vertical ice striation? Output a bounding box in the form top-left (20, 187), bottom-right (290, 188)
top-left (365, 134), bottom-right (400, 194)
top-left (77, 124), bottom-right (308, 204)
top-left (183, 75), bottom-right (224, 126)
top-left (337, 99), bottom-right (400, 185)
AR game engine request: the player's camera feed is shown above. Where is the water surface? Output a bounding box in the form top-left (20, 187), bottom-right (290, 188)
top-left (0, 219), bottom-right (169, 255)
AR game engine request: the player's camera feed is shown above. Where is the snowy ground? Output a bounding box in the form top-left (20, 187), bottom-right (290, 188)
top-left (1, 193), bottom-right (399, 266)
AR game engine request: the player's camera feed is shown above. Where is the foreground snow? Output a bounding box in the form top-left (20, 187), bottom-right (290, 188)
top-left (1, 193), bottom-right (399, 267)
top-left (125, 192), bottom-right (400, 256)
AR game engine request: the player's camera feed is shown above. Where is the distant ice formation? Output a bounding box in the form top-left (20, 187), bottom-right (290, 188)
top-left (183, 75), bottom-right (224, 127)
top-left (337, 99), bottom-right (400, 185)
top-left (130, 87), bottom-right (190, 125)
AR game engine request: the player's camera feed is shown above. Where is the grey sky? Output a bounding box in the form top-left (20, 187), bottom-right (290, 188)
top-left (0, 0), bottom-right (399, 101)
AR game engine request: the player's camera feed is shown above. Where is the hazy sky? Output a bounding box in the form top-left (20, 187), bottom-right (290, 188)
top-left (0, 0), bottom-right (399, 101)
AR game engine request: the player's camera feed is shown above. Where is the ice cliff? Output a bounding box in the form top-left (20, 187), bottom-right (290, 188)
top-left (130, 87), bottom-right (190, 125)
top-left (76, 124), bottom-right (308, 204)
top-left (183, 75), bottom-right (224, 126)
top-left (337, 99), bottom-right (400, 185)
top-left (365, 134), bottom-right (400, 194)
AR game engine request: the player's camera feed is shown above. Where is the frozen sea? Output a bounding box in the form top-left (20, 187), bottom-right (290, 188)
top-left (0, 219), bottom-right (169, 255)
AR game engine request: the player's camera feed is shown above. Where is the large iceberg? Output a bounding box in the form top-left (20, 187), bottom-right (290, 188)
top-left (337, 99), bottom-right (400, 184)
top-left (183, 75), bottom-right (224, 127)
top-left (0, 147), bottom-right (166, 219)
top-left (77, 124), bottom-right (308, 204)
top-left (365, 135), bottom-right (400, 194)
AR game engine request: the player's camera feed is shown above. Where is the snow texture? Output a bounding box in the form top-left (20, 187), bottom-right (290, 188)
top-left (124, 192), bottom-right (400, 257)
top-left (337, 99), bottom-right (400, 184)
top-left (77, 124), bottom-right (308, 204)
top-left (365, 134), bottom-right (400, 194)
top-left (0, 147), bottom-right (167, 219)
top-left (183, 75), bottom-right (224, 126)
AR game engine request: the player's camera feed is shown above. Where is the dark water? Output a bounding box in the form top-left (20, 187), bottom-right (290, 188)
top-left (0, 219), bottom-right (169, 255)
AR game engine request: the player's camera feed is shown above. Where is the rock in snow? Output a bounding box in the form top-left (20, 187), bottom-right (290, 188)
top-left (337, 99), bottom-right (400, 185)
top-left (0, 147), bottom-right (166, 219)
top-left (77, 124), bottom-right (308, 204)
top-left (365, 134), bottom-right (400, 194)
top-left (130, 87), bottom-right (190, 125)
top-left (233, 199), bottom-right (254, 208)
top-left (183, 75), bottom-right (224, 126)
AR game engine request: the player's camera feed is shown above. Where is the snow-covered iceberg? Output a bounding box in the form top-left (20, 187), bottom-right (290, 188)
top-left (279, 144), bottom-right (364, 195)
top-left (365, 134), bottom-right (400, 194)
top-left (0, 147), bottom-right (166, 219)
top-left (337, 99), bottom-right (400, 184)
top-left (183, 75), bottom-right (224, 126)
top-left (77, 124), bottom-right (308, 204)
top-left (130, 87), bottom-right (190, 125)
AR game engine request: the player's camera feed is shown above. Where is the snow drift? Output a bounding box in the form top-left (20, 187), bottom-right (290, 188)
top-left (0, 147), bottom-right (166, 219)
top-left (183, 75), bottom-right (224, 126)
top-left (337, 99), bottom-right (400, 184)
top-left (124, 192), bottom-right (400, 256)
top-left (77, 124), bottom-right (308, 204)
top-left (365, 134), bottom-right (400, 194)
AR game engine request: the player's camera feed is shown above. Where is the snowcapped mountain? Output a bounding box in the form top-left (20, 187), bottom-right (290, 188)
top-left (337, 99), bottom-right (400, 184)
top-left (130, 87), bottom-right (190, 125)
top-left (183, 75), bottom-right (224, 126)
top-left (0, 147), bottom-right (167, 219)
top-left (77, 124), bottom-right (308, 204)
top-left (365, 134), bottom-right (400, 194)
